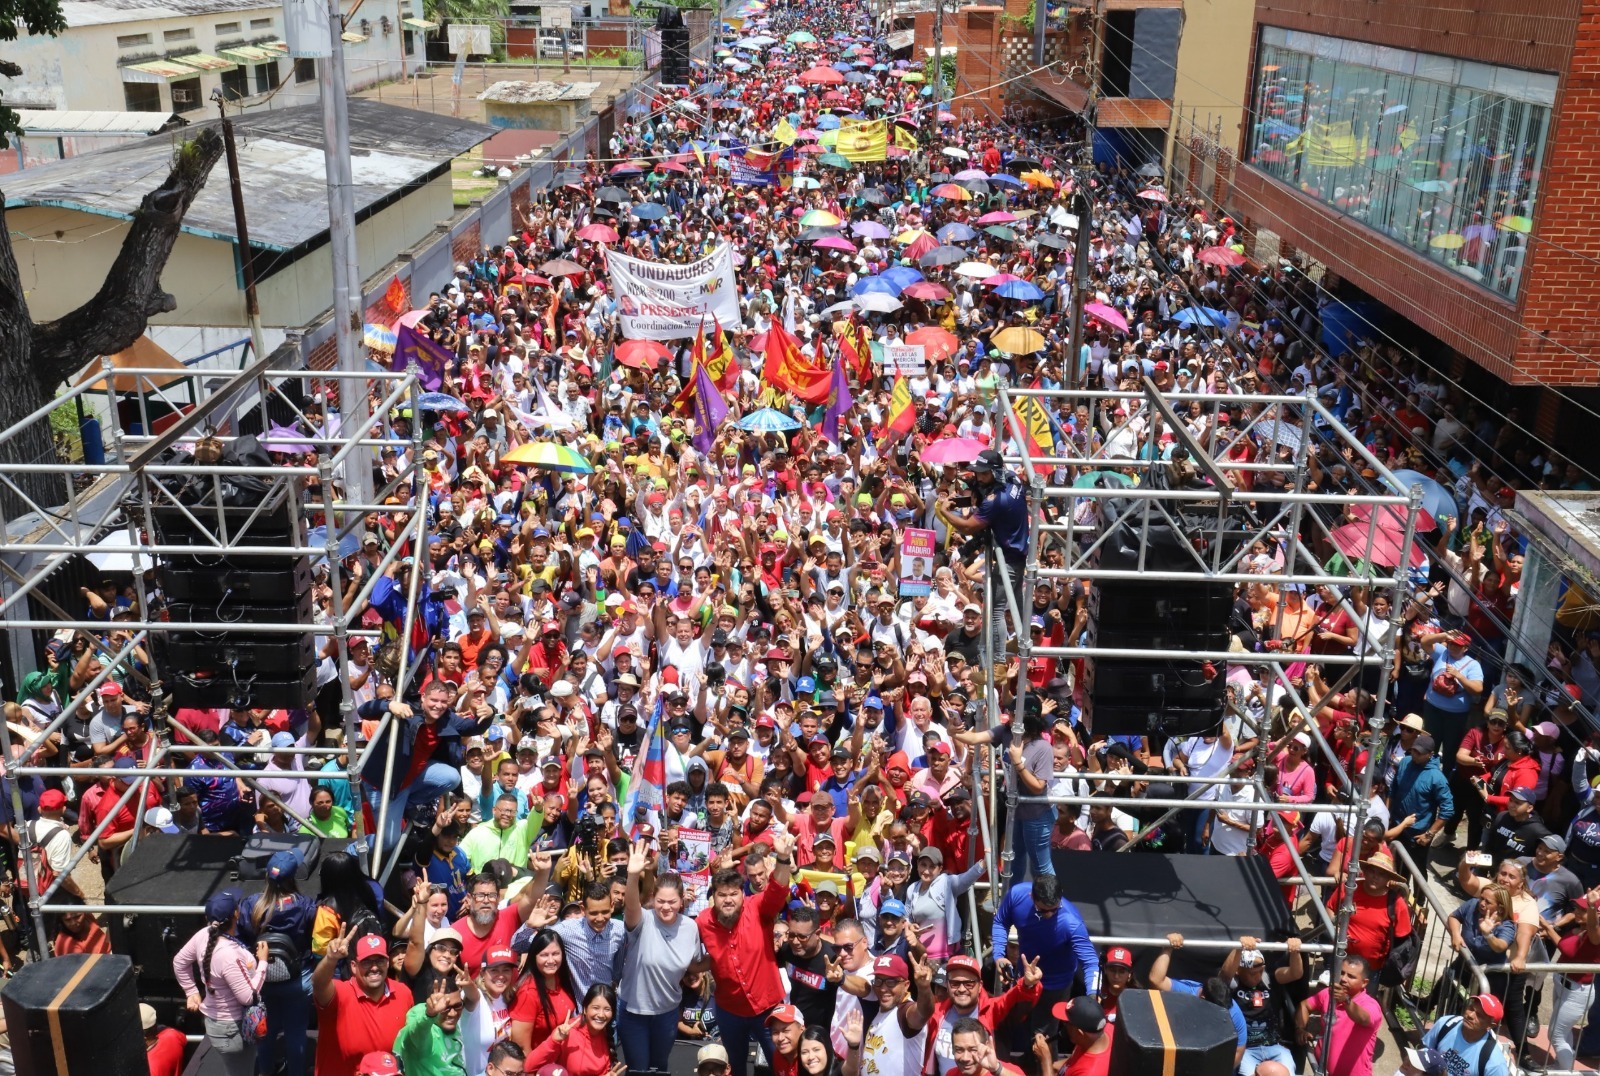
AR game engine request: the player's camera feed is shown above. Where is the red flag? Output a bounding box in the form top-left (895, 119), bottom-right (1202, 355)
top-left (762, 322), bottom-right (831, 402)
top-left (706, 315), bottom-right (741, 391)
top-left (881, 373), bottom-right (916, 444)
top-left (840, 316), bottom-right (874, 383)
top-left (383, 274), bottom-right (408, 314)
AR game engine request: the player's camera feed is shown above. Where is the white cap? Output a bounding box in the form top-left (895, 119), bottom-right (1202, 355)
top-left (550, 680), bottom-right (575, 698)
top-left (143, 806), bottom-right (180, 834)
top-left (1292, 732), bottom-right (1312, 748)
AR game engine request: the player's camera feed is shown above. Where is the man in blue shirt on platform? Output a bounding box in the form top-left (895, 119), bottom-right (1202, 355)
top-left (991, 875), bottom-right (1099, 1045)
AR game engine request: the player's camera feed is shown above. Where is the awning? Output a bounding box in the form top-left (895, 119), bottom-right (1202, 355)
top-left (121, 59), bottom-right (201, 83)
top-left (176, 52), bottom-right (237, 72)
top-left (884, 29), bottom-right (914, 50)
top-left (260, 40), bottom-right (290, 53)
top-left (220, 45), bottom-right (276, 62)
top-left (402, 17), bottom-right (438, 29)
top-left (1029, 73), bottom-right (1089, 112)
top-left (341, 30), bottom-right (368, 42)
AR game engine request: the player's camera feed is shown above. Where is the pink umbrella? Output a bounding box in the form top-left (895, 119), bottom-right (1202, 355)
top-left (1083, 302), bottom-right (1129, 333)
top-left (902, 281), bottom-right (951, 300)
top-left (798, 143), bottom-right (828, 154)
top-left (975, 211), bottom-right (1017, 224)
top-left (1346, 502), bottom-right (1439, 533)
top-left (920, 437), bottom-right (990, 465)
top-left (1137, 188), bottom-right (1168, 202)
top-left (1196, 246), bottom-right (1246, 268)
top-left (886, 146), bottom-right (910, 157)
top-left (1329, 523), bottom-right (1428, 569)
top-left (903, 232), bottom-right (939, 259)
top-left (982, 273), bottom-right (1026, 287)
top-left (801, 66), bottom-right (844, 84)
top-left (576, 223), bottom-right (619, 243)
top-left (262, 422), bottom-right (314, 455)
top-left (814, 236), bottom-right (858, 252)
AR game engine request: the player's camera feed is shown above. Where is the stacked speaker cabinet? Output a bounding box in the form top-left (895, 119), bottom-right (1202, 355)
top-left (1087, 491), bottom-right (1252, 739)
top-left (3, 954), bottom-right (146, 1076)
top-left (152, 490), bottom-right (316, 711)
top-left (658, 8), bottom-right (690, 86)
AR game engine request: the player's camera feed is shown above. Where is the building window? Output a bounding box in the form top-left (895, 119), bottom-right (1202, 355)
top-left (1246, 27), bottom-right (1555, 300)
top-left (214, 21), bottom-right (240, 33)
top-left (124, 82), bottom-right (162, 110)
top-left (254, 61), bottom-right (280, 93)
top-left (116, 32), bottom-right (152, 47)
top-left (295, 57), bottom-right (316, 82)
top-left (170, 76), bottom-right (202, 110)
top-left (163, 27), bottom-right (194, 41)
top-left (221, 65), bottom-right (249, 99)
top-left (250, 17), bottom-right (273, 28)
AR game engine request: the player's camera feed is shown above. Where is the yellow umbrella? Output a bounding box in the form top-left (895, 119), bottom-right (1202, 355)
top-left (1021, 170), bottom-right (1055, 189)
top-left (1428, 233), bottom-right (1466, 250)
top-left (1498, 215), bottom-right (1533, 233)
top-left (895, 228), bottom-right (931, 244)
top-left (992, 326), bottom-right (1046, 354)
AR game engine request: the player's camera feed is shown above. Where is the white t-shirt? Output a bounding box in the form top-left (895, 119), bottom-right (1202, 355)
top-left (1210, 782), bottom-right (1256, 856)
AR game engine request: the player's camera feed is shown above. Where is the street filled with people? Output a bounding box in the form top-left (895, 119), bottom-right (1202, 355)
top-left (10, 2), bottom-right (1600, 1076)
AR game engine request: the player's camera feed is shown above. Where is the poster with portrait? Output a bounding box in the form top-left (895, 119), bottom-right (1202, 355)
top-left (899, 528), bottom-right (937, 596)
top-left (673, 826), bottom-right (714, 886)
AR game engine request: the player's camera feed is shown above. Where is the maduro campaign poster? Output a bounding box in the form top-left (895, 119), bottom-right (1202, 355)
top-left (608, 244), bottom-right (741, 340)
top-left (899, 527), bottom-right (937, 596)
top-left (671, 827), bottom-right (714, 887)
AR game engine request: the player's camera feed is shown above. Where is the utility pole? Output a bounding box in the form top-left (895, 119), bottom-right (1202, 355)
top-left (320, 0), bottom-right (374, 506)
top-left (1062, 0), bottom-right (1102, 393)
top-left (212, 91), bottom-right (270, 371)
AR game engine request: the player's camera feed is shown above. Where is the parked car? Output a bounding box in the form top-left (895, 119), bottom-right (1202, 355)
top-left (537, 31), bottom-right (584, 58)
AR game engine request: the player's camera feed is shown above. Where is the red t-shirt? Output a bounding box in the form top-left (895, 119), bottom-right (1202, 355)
top-left (452, 904), bottom-right (524, 971)
top-left (1064, 1041), bottom-right (1113, 1076)
top-left (403, 723), bottom-right (440, 791)
top-left (145, 1027), bottom-right (188, 1076)
top-left (1557, 930), bottom-right (1600, 985)
top-left (1346, 887), bottom-right (1409, 967)
top-left (509, 983), bottom-right (575, 1040)
top-left (314, 976), bottom-right (415, 1076)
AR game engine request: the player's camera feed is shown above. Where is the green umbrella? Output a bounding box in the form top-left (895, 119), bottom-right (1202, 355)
top-left (786, 30), bottom-right (816, 42)
top-left (983, 225), bottom-right (1017, 241)
top-left (1073, 470), bottom-right (1132, 489)
top-left (865, 95), bottom-right (885, 106)
top-left (818, 152), bottom-right (852, 168)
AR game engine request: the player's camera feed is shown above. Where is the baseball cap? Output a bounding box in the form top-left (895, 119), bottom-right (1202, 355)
top-left (1238, 948), bottom-right (1266, 968)
top-left (1412, 733), bottom-right (1436, 754)
top-left (916, 847), bottom-right (943, 867)
top-left (98, 681), bottom-right (124, 697)
top-left (945, 955), bottom-right (982, 980)
top-left (1472, 993), bottom-right (1504, 1021)
top-left (517, 737), bottom-right (539, 754)
top-left (429, 927), bottom-right (464, 949)
top-left (766, 1004), bottom-right (803, 1026)
top-left (873, 954), bottom-right (910, 980)
top-left (880, 898), bottom-right (907, 919)
top-left (266, 850), bottom-right (300, 881)
top-left (140, 1003), bottom-right (158, 1030)
top-left (1103, 946), bottom-right (1134, 968)
top-left (143, 806), bottom-right (180, 834)
top-left (697, 1044), bottom-right (731, 1069)
top-left (39, 789), bottom-right (67, 811)
top-left (270, 731), bottom-right (296, 750)
top-left (1446, 630), bottom-right (1472, 646)
top-left (1510, 786), bottom-right (1537, 804)
top-left (357, 1052), bottom-right (401, 1076)
top-left (796, 676), bottom-right (816, 693)
top-left (355, 934), bottom-right (389, 961)
top-left (1542, 834), bottom-right (1569, 853)
top-left (540, 755), bottom-right (564, 770)
top-left (486, 948), bottom-right (518, 967)
top-left (205, 887), bottom-right (244, 922)
top-left (1532, 720), bottom-right (1560, 739)
top-left (1051, 996), bottom-right (1107, 1033)
top-left (854, 845), bottom-right (882, 862)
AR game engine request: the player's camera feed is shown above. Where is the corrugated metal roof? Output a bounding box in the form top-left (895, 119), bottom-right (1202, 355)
top-left (219, 44), bottom-right (275, 62)
top-left (121, 58), bottom-right (198, 81)
top-left (4, 99), bottom-right (495, 252)
top-left (401, 17), bottom-right (437, 28)
top-left (341, 30), bottom-right (367, 42)
top-left (15, 109), bottom-right (182, 135)
top-left (176, 51), bottom-right (237, 70)
top-left (63, 0), bottom-right (276, 28)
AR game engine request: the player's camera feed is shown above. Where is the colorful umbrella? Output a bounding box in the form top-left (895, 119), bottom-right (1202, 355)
top-left (500, 441), bottom-right (595, 473)
top-left (902, 281), bottom-right (951, 301)
top-left (801, 66), bottom-right (845, 84)
top-left (1346, 502), bottom-right (1439, 534)
top-left (416, 392), bottom-right (469, 412)
top-left (1428, 233), bottom-right (1466, 250)
top-left (814, 235), bottom-right (857, 252)
top-left (800, 209), bottom-right (843, 227)
top-left (975, 211), bottom-right (1017, 224)
top-left (991, 326), bottom-right (1045, 354)
top-left (920, 437), bottom-right (990, 465)
top-left (1196, 246), bottom-right (1246, 268)
top-left (1329, 523), bottom-right (1427, 569)
top-left (363, 324), bottom-right (397, 353)
top-left (615, 339), bottom-right (670, 369)
top-left (906, 326), bottom-right (960, 362)
top-left (818, 153), bottom-right (852, 168)
top-left (1136, 188), bottom-right (1168, 202)
top-left (1382, 469), bottom-right (1460, 523)
top-left (852, 220), bottom-right (891, 239)
top-left (931, 183), bottom-right (971, 201)
top-left (576, 223), bottom-right (619, 243)
top-left (1498, 216), bottom-right (1533, 233)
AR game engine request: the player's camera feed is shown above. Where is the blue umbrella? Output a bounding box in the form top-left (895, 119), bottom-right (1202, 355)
top-left (832, 61), bottom-right (853, 71)
top-left (871, 63), bottom-right (888, 71)
top-left (844, 71), bottom-right (868, 83)
top-left (1384, 469), bottom-right (1460, 523)
top-left (631, 203), bottom-right (669, 219)
top-left (853, 275), bottom-right (903, 297)
top-left (816, 114), bottom-right (842, 130)
top-left (784, 83), bottom-right (803, 93)
top-left (417, 392), bottom-right (468, 411)
top-left (988, 172), bottom-right (1026, 188)
top-left (881, 265), bottom-right (924, 291)
top-left (737, 408), bottom-right (802, 432)
top-left (937, 222), bottom-right (977, 242)
top-left (677, 140), bottom-right (707, 153)
top-left (308, 525), bottom-right (363, 564)
top-left (1173, 307), bottom-right (1230, 328)
top-left (996, 280), bottom-right (1046, 301)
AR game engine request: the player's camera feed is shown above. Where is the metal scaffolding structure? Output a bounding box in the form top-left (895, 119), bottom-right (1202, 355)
top-left (0, 348), bottom-right (428, 954)
top-left (968, 382), bottom-right (1428, 1058)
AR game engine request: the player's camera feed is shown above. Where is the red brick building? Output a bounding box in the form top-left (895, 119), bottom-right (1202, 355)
top-left (1229, 0), bottom-right (1600, 403)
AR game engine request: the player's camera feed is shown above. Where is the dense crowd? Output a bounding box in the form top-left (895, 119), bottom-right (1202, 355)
top-left (9, 1), bottom-right (1600, 1076)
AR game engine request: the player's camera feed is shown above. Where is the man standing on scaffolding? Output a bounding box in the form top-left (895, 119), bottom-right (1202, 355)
top-left (936, 448), bottom-right (1030, 649)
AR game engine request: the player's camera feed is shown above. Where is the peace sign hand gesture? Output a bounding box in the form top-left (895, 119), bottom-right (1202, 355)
top-left (425, 979), bottom-right (452, 1018)
top-left (824, 953), bottom-right (844, 984)
top-left (1021, 953), bottom-right (1043, 988)
top-left (910, 950), bottom-right (934, 991)
top-left (325, 924), bottom-right (359, 962)
top-left (554, 1011), bottom-right (582, 1042)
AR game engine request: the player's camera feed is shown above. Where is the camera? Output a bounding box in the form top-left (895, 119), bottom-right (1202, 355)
top-left (575, 813), bottom-right (604, 864)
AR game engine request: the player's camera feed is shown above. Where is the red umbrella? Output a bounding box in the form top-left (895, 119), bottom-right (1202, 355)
top-left (1329, 523), bottom-right (1428, 569)
top-left (615, 339), bottom-right (670, 369)
top-left (1136, 188), bottom-right (1168, 202)
top-left (510, 269), bottom-right (551, 287)
top-left (1346, 503), bottom-right (1438, 533)
top-left (906, 326), bottom-right (960, 363)
top-left (655, 159), bottom-right (689, 173)
top-left (902, 281), bottom-right (951, 300)
top-left (1196, 246), bottom-right (1246, 268)
top-left (903, 232), bottom-right (939, 260)
top-left (800, 66), bottom-right (845, 84)
top-left (576, 223), bottom-right (619, 243)
top-left (822, 90), bottom-right (847, 103)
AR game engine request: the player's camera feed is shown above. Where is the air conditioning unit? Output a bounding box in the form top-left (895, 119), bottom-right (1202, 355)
top-left (172, 87), bottom-right (195, 103)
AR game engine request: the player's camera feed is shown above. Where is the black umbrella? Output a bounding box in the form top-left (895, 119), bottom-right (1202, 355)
top-left (596, 186), bottom-right (632, 203)
top-left (958, 178), bottom-right (991, 195)
top-left (859, 188), bottom-right (889, 205)
top-left (591, 204), bottom-right (618, 219)
top-left (1006, 156), bottom-right (1042, 172)
top-left (1034, 231), bottom-right (1070, 250)
top-left (919, 244), bottom-right (966, 267)
top-left (799, 225), bottom-right (844, 240)
top-left (554, 169), bottom-right (585, 187)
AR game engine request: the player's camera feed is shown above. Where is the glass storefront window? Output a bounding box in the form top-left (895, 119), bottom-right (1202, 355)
top-left (1245, 27), bottom-right (1555, 301)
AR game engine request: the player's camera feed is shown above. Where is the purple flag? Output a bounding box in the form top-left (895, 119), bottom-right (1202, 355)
top-left (392, 320), bottom-right (452, 391)
top-left (690, 361), bottom-right (727, 453)
top-left (821, 353), bottom-right (853, 446)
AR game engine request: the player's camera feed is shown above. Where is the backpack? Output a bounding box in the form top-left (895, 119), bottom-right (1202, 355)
top-left (1380, 888), bottom-right (1421, 989)
top-left (20, 820), bottom-right (63, 894)
top-left (1429, 1015), bottom-right (1495, 1076)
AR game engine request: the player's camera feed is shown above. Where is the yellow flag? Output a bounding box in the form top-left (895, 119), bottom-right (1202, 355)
top-left (894, 125), bottom-right (918, 151)
top-left (836, 119), bottom-right (887, 162)
top-left (771, 118), bottom-right (798, 147)
top-left (692, 141), bottom-right (706, 168)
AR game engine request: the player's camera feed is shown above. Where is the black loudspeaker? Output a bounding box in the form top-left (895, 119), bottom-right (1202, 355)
top-left (166, 663), bottom-right (318, 711)
top-left (161, 635), bottom-right (316, 677)
top-left (660, 25), bottom-right (691, 84)
top-left (1092, 702), bottom-right (1225, 738)
top-left (1, 953), bottom-right (147, 1076)
top-left (158, 560), bottom-right (312, 603)
top-left (1108, 989), bottom-right (1237, 1076)
top-left (1090, 576), bottom-right (1232, 737)
top-left (234, 832), bottom-right (323, 881)
top-left (104, 834), bottom-right (254, 986)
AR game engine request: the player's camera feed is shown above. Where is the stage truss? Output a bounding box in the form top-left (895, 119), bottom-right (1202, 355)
top-left (0, 348), bottom-right (429, 951)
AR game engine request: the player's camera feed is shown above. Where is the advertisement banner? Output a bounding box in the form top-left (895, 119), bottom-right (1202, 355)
top-left (608, 244), bottom-right (742, 340)
top-left (883, 342), bottom-right (926, 375)
top-left (899, 527), bottom-right (937, 596)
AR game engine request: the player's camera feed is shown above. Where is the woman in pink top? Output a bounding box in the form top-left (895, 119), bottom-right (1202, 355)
top-left (173, 887), bottom-right (268, 1076)
top-left (1274, 733), bottom-right (1317, 804)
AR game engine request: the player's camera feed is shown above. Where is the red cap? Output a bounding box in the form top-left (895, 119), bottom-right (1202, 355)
top-left (39, 790), bottom-right (67, 811)
top-left (354, 935), bottom-right (388, 961)
top-left (535, 1067), bottom-right (568, 1076)
top-left (98, 681), bottom-right (124, 697)
top-left (945, 955), bottom-right (982, 979)
top-left (357, 1053), bottom-right (400, 1076)
top-left (930, 742), bottom-right (952, 756)
top-left (1104, 946), bottom-right (1134, 968)
top-left (874, 953), bottom-right (910, 979)
top-left (766, 1004), bottom-right (803, 1026)
top-left (1473, 993), bottom-right (1504, 1021)
top-left (1446, 630), bottom-right (1472, 646)
top-left (486, 948), bottom-right (517, 967)
top-left (662, 667), bottom-right (680, 684)
top-left (541, 620), bottom-right (562, 636)
top-left (756, 714), bottom-right (777, 729)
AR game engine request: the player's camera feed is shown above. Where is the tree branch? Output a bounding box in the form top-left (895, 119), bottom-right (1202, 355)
top-left (27, 127), bottom-right (225, 388)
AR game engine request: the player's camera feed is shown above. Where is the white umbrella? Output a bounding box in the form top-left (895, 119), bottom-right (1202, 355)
top-left (87, 530), bottom-right (151, 573)
top-left (856, 293), bottom-right (904, 313)
top-left (822, 299), bottom-right (858, 316)
top-left (941, 146), bottom-right (970, 160)
top-left (954, 261), bottom-right (997, 278)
